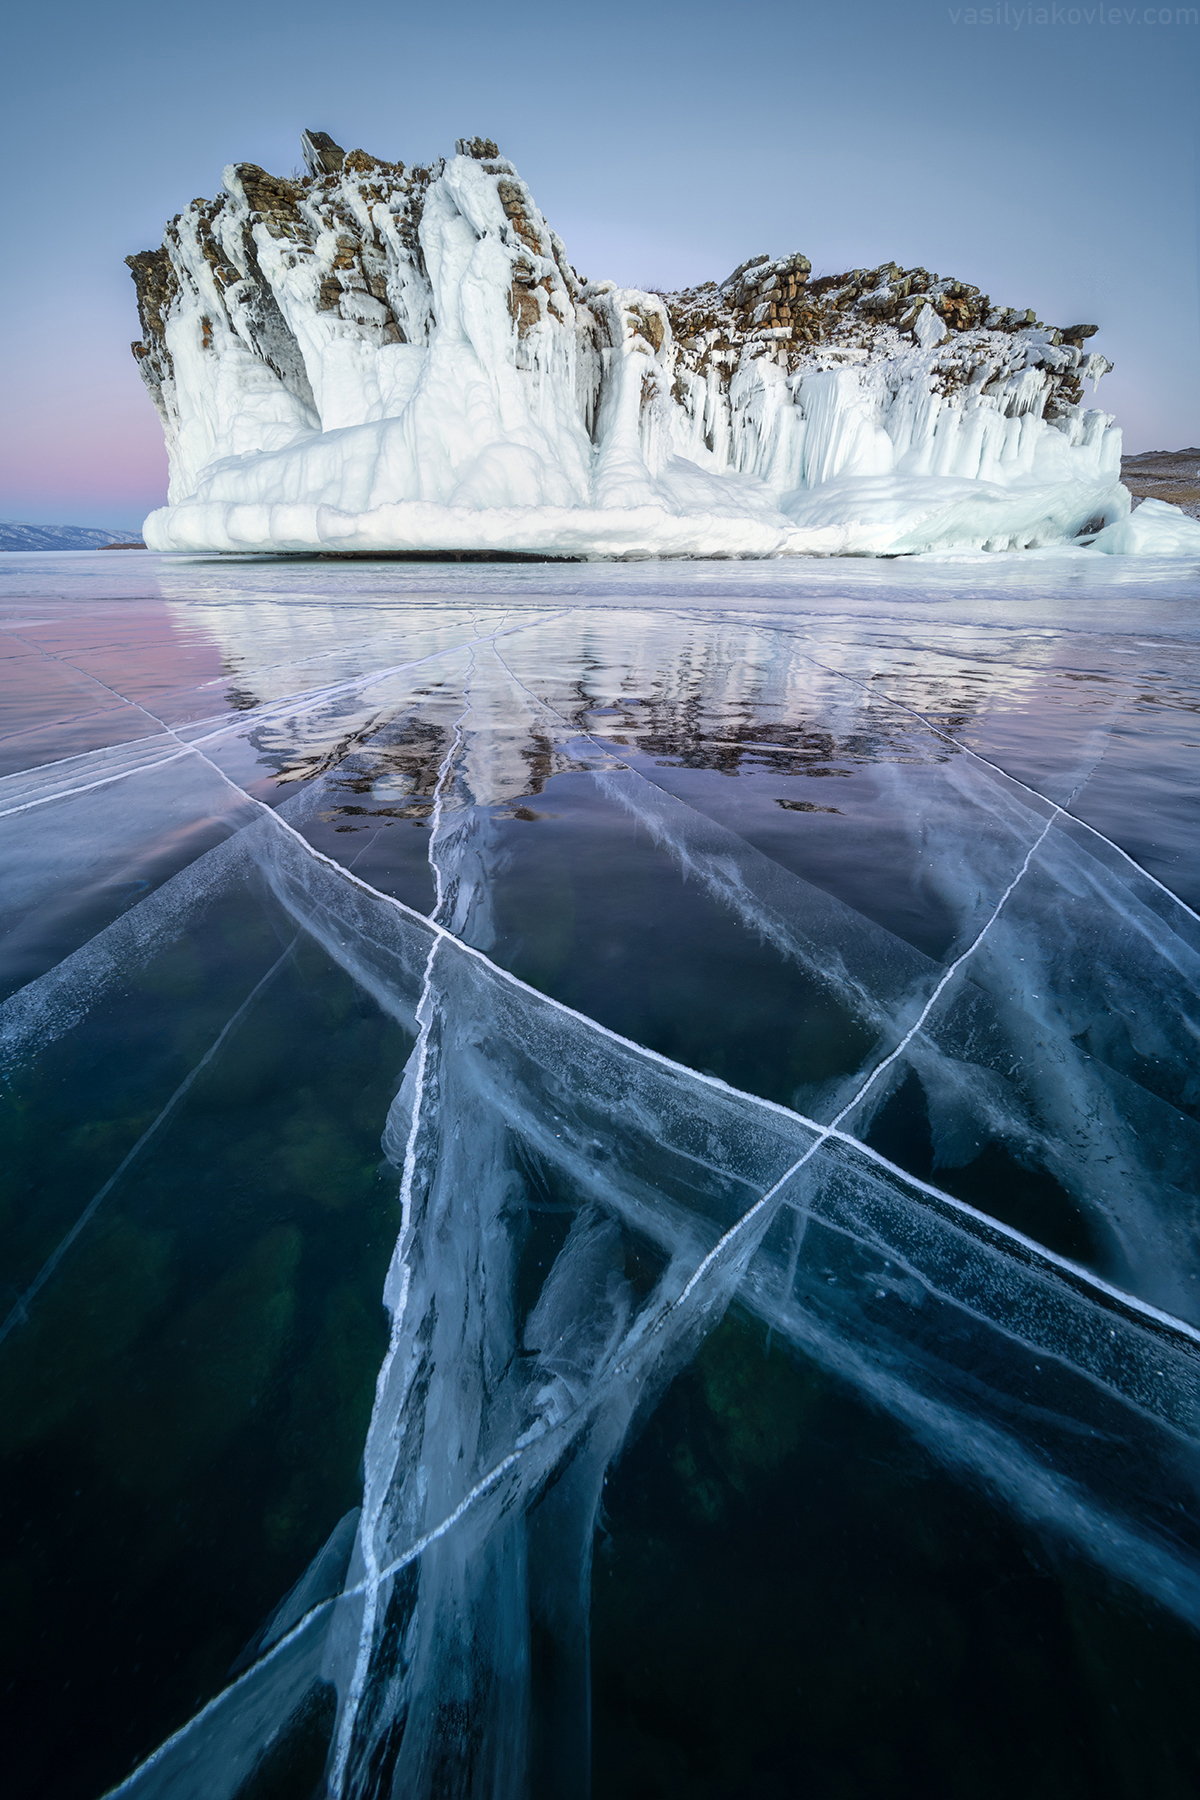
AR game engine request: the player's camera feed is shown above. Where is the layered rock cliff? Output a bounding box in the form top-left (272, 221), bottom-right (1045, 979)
top-left (128, 131), bottom-right (1129, 557)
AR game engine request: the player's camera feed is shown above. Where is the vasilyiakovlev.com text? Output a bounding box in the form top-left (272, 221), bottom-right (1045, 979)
top-left (949, 5), bottom-right (1198, 22)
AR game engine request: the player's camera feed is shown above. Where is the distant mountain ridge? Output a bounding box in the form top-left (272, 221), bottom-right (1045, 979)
top-left (0, 522), bottom-right (144, 552)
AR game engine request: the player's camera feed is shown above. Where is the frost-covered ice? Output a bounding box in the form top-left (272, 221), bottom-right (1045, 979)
top-left (2, 551), bottom-right (1200, 1796)
top-left (129, 133), bottom-right (1141, 560)
top-left (1090, 495), bottom-right (1200, 556)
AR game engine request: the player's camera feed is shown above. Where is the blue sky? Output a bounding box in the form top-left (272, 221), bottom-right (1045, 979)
top-left (1, 0), bottom-right (1197, 530)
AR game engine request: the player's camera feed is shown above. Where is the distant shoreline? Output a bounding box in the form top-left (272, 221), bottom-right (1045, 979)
top-left (1121, 447), bottom-right (1200, 519)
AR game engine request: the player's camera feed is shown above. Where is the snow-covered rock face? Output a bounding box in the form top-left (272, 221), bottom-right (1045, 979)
top-left (128, 133), bottom-right (1127, 558)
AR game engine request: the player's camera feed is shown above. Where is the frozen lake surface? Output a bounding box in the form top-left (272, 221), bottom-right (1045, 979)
top-left (2, 548), bottom-right (1200, 1799)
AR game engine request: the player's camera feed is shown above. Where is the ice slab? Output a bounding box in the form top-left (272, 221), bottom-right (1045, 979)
top-left (1090, 495), bottom-right (1200, 556)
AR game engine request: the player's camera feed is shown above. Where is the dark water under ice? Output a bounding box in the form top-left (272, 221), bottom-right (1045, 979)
top-left (2, 549), bottom-right (1200, 1799)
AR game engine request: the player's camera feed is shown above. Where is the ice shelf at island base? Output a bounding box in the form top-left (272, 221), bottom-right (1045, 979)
top-left (143, 471), bottom-right (1131, 559)
top-left (1088, 495), bottom-right (1200, 556)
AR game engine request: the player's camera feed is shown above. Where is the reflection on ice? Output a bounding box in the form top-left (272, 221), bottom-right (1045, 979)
top-left (1, 555), bottom-right (1199, 1797)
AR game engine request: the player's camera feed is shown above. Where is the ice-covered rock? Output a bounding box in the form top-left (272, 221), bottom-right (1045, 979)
top-left (128, 132), bottom-right (1129, 559)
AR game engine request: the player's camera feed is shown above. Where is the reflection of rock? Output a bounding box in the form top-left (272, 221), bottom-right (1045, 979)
top-left (168, 594), bottom-right (1060, 816)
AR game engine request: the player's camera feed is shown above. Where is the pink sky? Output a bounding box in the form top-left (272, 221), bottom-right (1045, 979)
top-left (1, 350), bottom-right (168, 532)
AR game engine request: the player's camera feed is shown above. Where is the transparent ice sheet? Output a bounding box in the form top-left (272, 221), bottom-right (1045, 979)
top-left (1, 554), bottom-right (1199, 1798)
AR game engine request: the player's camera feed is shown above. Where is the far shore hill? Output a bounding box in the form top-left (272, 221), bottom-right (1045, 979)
top-left (0, 522), bottom-right (145, 552)
top-left (1120, 449), bottom-right (1200, 519)
top-left (5, 457), bottom-right (1199, 551)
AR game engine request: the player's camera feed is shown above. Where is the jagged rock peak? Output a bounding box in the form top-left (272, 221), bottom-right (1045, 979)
top-left (457, 137), bottom-right (501, 161)
top-left (301, 129), bottom-right (345, 178)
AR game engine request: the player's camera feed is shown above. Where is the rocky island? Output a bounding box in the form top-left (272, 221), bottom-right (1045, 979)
top-left (128, 130), bottom-right (1158, 558)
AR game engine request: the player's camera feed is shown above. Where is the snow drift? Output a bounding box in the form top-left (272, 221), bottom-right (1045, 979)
top-left (129, 130), bottom-right (1130, 559)
top-left (1090, 494), bottom-right (1200, 556)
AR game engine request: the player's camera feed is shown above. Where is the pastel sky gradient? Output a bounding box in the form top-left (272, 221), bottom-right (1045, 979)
top-left (1, 0), bottom-right (1197, 531)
